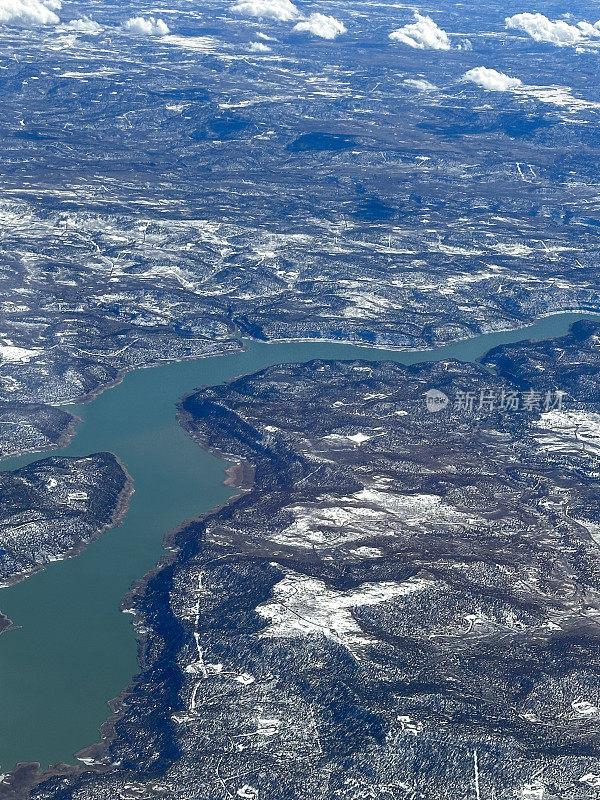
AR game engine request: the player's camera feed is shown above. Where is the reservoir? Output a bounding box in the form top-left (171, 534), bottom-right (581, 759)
top-left (0, 312), bottom-right (598, 772)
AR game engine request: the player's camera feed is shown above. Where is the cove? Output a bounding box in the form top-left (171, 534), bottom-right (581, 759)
top-left (0, 311), bottom-right (598, 773)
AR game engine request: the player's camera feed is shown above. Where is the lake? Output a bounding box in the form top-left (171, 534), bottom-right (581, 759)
top-left (0, 312), bottom-right (598, 771)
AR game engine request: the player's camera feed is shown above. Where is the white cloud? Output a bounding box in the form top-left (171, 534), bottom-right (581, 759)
top-left (248, 40), bottom-right (271, 51)
top-left (463, 66), bottom-right (522, 91)
top-left (231, 0), bottom-right (299, 22)
top-left (122, 15), bottom-right (170, 36)
top-left (0, 0), bottom-right (59, 26)
top-left (403, 78), bottom-right (437, 91)
top-left (389, 12), bottom-right (450, 50)
top-left (293, 12), bottom-right (346, 39)
top-left (577, 21), bottom-right (600, 39)
top-left (505, 12), bottom-right (600, 47)
top-left (63, 16), bottom-right (102, 34)
top-left (462, 66), bottom-right (599, 112)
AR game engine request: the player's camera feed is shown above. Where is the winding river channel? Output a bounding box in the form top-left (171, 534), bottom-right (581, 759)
top-left (0, 312), bottom-right (599, 772)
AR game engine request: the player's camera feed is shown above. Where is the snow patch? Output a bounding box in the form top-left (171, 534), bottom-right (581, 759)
top-left (258, 569), bottom-right (432, 650)
top-left (0, 344), bottom-right (41, 363)
top-left (533, 411), bottom-right (600, 457)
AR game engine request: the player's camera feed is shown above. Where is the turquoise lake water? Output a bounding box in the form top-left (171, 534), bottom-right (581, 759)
top-left (0, 312), bottom-right (598, 771)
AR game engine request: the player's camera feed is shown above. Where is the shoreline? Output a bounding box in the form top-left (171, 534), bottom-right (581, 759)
top-left (61, 337), bottom-right (246, 409)
top-left (1, 310), bottom-right (600, 795)
top-left (244, 307), bottom-right (600, 353)
top-left (0, 411), bottom-right (80, 464)
top-left (0, 407), bottom-right (257, 798)
top-left (0, 457), bottom-right (134, 636)
top-left (12, 410), bottom-right (259, 793)
top-left (3, 307), bottom-right (598, 428)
